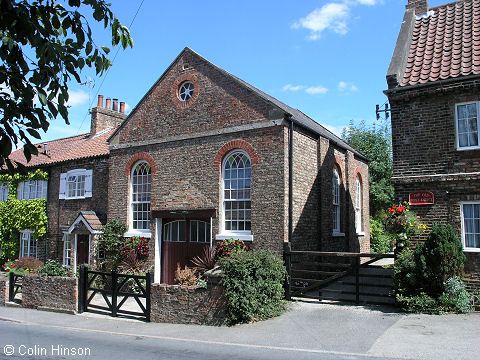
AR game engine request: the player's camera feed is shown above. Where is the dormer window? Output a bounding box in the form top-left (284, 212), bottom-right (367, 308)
top-left (178, 81), bottom-right (194, 102)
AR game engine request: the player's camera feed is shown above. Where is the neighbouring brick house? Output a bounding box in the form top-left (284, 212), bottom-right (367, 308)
top-left (386, 0), bottom-right (480, 289)
top-left (5, 97), bottom-right (127, 269)
top-left (107, 48), bottom-right (370, 284)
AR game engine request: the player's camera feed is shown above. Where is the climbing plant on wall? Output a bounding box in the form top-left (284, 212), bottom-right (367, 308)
top-left (0, 169), bottom-right (48, 264)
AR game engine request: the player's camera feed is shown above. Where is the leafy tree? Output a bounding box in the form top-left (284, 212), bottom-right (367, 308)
top-left (0, 0), bottom-right (133, 171)
top-left (342, 119), bottom-right (394, 215)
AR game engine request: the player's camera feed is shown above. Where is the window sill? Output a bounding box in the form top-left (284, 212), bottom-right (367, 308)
top-left (124, 231), bottom-right (152, 238)
top-left (463, 248), bottom-right (480, 253)
top-left (216, 234), bottom-right (253, 241)
top-left (64, 196), bottom-right (87, 200)
top-left (332, 232), bottom-right (345, 237)
top-left (457, 146), bottom-right (480, 151)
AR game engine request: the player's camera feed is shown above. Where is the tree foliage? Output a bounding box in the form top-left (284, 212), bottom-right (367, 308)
top-left (0, 0), bottom-right (133, 171)
top-left (342, 120), bottom-right (394, 215)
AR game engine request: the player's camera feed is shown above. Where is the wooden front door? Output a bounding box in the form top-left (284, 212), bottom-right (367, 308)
top-left (161, 219), bottom-right (211, 284)
top-left (77, 234), bottom-right (90, 266)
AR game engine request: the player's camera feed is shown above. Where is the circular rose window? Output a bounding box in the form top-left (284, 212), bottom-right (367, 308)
top-left (178, 81), bottom-right (194, 102)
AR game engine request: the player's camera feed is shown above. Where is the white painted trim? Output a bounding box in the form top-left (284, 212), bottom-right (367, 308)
top-left (356, 232), bottom-right (366, 236)
top-left (154, 218), bottom-right (162, 283)
top-left (128, 160), bottom-right (152, 233)
top-left (455, 101), bottom-right (480, 151)
top-left (124, 231), bottom-right (152, 238)
top-left (215, 234), bottom-right (253, 241)
top-left (460, 201), bottom-right (480, 252)
top-left (67, 215), bottom-right (102, 234)
top-left (73, 234), bottom-right (77, 271)
top-left (210, 217), bottom-right (213, 248)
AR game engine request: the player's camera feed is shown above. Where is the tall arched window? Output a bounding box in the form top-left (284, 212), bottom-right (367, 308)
top-left (222, 151), bottom-right (251, 234)
top-left (355, 175), bottom-right (362, 233)
top-left (332, 167), bottom-right (341, 233)
top-left (130, 161), bottom-right (151, 232)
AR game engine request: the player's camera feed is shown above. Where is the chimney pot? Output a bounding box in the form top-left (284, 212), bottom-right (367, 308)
top-left (97, 95), bottom-right (104, 108)
top-left (43, 143), bottom-right (48, 154)
top-left (105, 98), bottom-right (111, 110)
top-left (112, 98), bottom-right (119, 112)
top-left (406, 0), bottom-right (428, 15)
top-left (120, 102), bottom-right (125, 113)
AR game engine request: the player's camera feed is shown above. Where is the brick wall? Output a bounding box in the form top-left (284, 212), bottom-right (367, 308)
top-left (388, 79), bottom-right (480, 290)
top-left (0, 277), bottom-right (7, 306)
top-left (45, 157), bottom-right (109, 263)
top-left (150, 274), bottom-right (226, 325)
top-left (22, 275), bottom-right (78, 313)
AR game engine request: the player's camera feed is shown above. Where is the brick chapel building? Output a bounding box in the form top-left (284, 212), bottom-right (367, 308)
top-left (386, 0), bottom-right (480, 288)
top-left (4, 48), bottom-right (370, 284)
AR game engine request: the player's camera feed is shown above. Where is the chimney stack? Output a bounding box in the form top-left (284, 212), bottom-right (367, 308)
top-left (406, 0), bottom-right (428, 15)
top-left (90, 94), bottom-right (127, 135)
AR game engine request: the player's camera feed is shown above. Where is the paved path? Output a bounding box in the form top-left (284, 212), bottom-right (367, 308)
top-left (0, 302), bottom-right (478, 359)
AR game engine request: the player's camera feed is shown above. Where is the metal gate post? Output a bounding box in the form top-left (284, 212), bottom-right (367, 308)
top-left (111, 270), bottom-right (118, 317)
top-left (283, 242), bottom-right (292, 300)
top-left (145, 272), bottom-right (152, 322)
top-left (78, 265), bottom-right (86, 313)
top-left (8, 272), bottom-right (14, 302)
top-left (355, 257), bottom-right (360, 304)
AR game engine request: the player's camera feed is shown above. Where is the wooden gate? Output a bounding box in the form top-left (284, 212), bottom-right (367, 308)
top-left (8, 272), bottom-right (24, 303)
top-left (284, 244), bottom-right (395, 305)
top-left (78, 266), bottom-right (152, 321)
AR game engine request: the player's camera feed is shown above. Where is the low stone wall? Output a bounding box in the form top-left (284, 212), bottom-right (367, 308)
top-left (22, 275), bottom-right (78, 313)
top-left (0, 277), bottom-right (7, 306)
top-left (151, 272), bottom-right (226, 325)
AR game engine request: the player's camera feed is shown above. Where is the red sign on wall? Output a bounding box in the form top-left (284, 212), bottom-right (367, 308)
top-left (409, 191), bottom-right (434, 205)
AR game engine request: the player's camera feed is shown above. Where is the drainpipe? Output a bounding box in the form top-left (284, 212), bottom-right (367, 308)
top-left (287, 114), bottom-right (294, 244)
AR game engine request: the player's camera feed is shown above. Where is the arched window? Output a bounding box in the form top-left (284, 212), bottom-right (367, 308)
top-left (355, 175), bottom-right (362, 233)
top-left (222, 151), bottom-right (251, 234)
top-left (130, 161), bottom-right (151, 232)
top-left (332, 167), bottom-right (341, 233)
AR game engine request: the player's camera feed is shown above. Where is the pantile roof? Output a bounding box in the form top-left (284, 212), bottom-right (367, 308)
top-left (401, 0), bottom-right (480, 86)
top-left (6, 127), bottom-right (115, 168)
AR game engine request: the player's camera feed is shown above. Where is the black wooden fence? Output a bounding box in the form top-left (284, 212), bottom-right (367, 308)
top-left (284, 244), bottom-right (395, 305)
top-left (8, 272), bottom-right (24, 303)
top-left (78, 266), bottom-right (153, 322)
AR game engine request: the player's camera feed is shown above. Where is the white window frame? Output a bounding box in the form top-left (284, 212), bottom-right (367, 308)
top-left (17, 180), bottom-right (47, 200)
top-left (62, 233), bottom-right (72, 267)
top-left (59, 169), bottom-right (92, 200)
top-left (216, 150), bottom-right (253, 242)
top-left (455, 101), bottom-right (480, 150)
top-left (19, 230), bottom-right (38, 258)
top-left (164, 220), bottom-right (187, 242)
top-left (332, 167), bottom-right (341, 235)
top-left (355, 176), bottom-right (364, 235)
top-left (127, 160), bottom-right (152, 237)
top-left (0, 182), bottom-right (9, 201)
top-left (460, 201), bottom-right (480, 252)
top-left (190, 220), bottom-right (211, 243)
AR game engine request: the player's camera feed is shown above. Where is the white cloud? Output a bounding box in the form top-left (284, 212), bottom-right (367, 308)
top-left (293, 3), bottom-right (350, 39)
top-left (124, 103), bottom-right (131, 113)
top-left (282, 84), bottom-right (305, 92)
top-left (321, 123), bottom-right (346, 137)
top-left (305, 85), bottom-right (329, 94)
top-left (355, 0), bottom-right (377, 5)
top-left (67, 89), bottom-right (89, 107)
top-left (338, 81), bottom-right (358, 92)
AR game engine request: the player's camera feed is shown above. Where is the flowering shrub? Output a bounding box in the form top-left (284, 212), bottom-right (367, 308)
top-left (119, 236), bottom-right (150, 273)
top-left (214, 238), bottom-right (249, 260)
top-left (2, 257), bottom-right (44, 275)
top-left (383, 203), bottom-right (426, 250)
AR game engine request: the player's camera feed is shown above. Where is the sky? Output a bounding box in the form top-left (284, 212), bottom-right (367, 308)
top-left (40, 0), bottom-right (448, 142)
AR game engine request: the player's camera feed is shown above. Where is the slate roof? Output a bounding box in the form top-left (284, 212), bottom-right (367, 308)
top-left (6, 128), bottom-right (115, 168)
top-left (109, 47), bottom-right (367, 161)
top-left (401, 0), bottom-right (480, 86)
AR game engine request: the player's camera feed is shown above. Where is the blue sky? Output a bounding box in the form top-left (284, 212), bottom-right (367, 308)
top-left (42, 0), bottom-right (446, 142)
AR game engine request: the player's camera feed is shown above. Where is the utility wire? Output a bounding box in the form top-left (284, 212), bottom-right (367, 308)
top-left (76, 0), bottom-right (145, 134)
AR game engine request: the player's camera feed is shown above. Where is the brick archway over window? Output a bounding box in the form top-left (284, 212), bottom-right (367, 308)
top-left (331, 155), bottom-right (345, 183)
top-left (354, 167), bottom-right (364, 183)
top-left (124, 152), bottom-right (157, 176)
top-left (213, 139), bottom-right (259, 169)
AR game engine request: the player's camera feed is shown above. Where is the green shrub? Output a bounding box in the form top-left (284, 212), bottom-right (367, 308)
top-left (37, 260), bottom-right (72, 277)
top-left (98, 219), bottom-right (127, 270)
top-left (214, 238), bottom-right (249, 260)
top-left (396, 292), bottom-right (438, 313)
top-left (393, 248), bottom-right (419, 296)
top-left (219, 250), bottom-right (287, 325)
top-left (370, 216), bottom-right (392, 253)
top-left (415, 224), bottom-right (465, 296)
top-left (438, 277), bottom-right (473, 313)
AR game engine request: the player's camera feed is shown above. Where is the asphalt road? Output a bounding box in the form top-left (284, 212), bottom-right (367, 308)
top-left (0, 303), bottom-right (479, 360)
